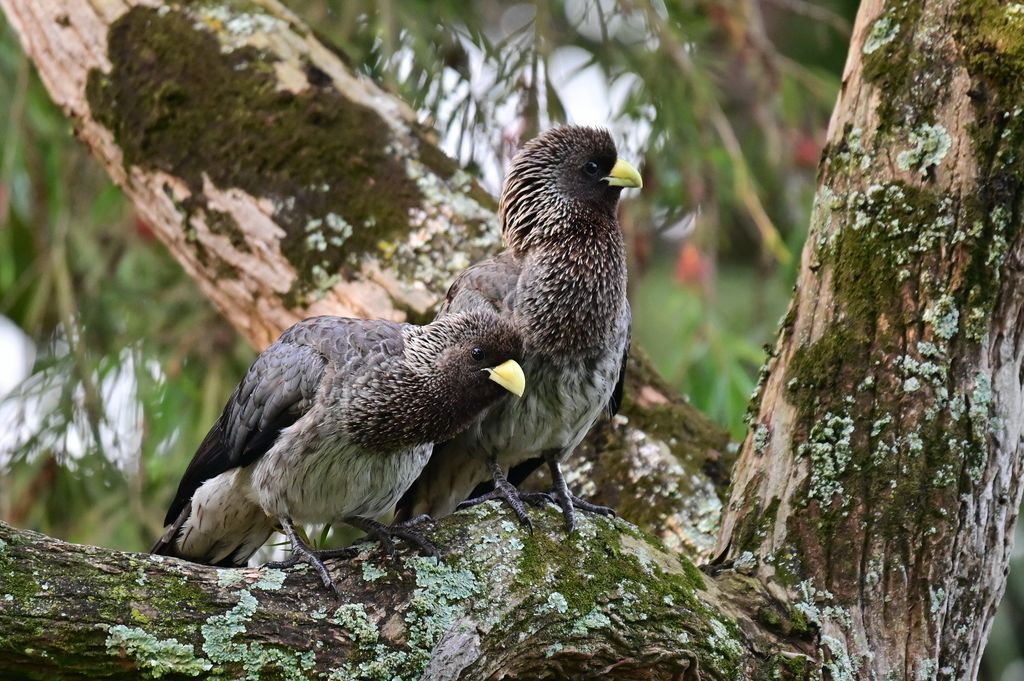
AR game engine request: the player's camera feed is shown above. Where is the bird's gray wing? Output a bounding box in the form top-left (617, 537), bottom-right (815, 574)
top-left (438, 249), bottom-right (523, 316)
top-left (161, 341), bottom-right (324, 527)
top-left (161, 317), bottom-right (405, 527)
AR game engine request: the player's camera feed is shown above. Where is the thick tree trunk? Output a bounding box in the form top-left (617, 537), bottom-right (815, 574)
top-left (1, 0), bottom-right (1023, 679)
top-left (715, 0), bottom-right (1024, 678)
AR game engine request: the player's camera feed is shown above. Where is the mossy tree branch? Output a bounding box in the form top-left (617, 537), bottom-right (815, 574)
top-left (0, 510), bottom-right (810, 680)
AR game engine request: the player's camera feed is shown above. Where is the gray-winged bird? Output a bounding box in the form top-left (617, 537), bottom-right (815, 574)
top-left (152, 311), bottom-right (525, 593)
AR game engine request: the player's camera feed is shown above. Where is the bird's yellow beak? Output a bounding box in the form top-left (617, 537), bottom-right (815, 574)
top-left (486, 359), bottom-right (526, 397)
top-left (604, 158), bottom-right (643, 189)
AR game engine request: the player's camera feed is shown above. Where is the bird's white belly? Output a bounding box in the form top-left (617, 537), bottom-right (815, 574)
top-left (480, 355), bottom-right (619, 465)
top-left (251, 420), bottom-right (432, 524)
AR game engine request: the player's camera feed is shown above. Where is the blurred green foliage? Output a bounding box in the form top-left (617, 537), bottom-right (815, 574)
top-left (634, 259), bottom-right (794, 436)
top-left (0, 1), bottom-right (1019, 676)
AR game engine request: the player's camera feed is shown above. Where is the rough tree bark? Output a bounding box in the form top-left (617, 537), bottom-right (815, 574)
top-left (714, 0), bottom-right (1024, 678)
top-left (0, 0), bottom-right (1021, 679)
top-left (1, 507), bottom-right (802, 680)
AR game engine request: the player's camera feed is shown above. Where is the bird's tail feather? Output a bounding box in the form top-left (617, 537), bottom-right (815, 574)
top-left (150, 505), bottom-right (191, 557)
top-left (149, 470), bottom-right (276, 567)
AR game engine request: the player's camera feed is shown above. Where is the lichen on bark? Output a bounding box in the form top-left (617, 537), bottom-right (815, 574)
top-left (714, 0), bottom-right (1024, 676)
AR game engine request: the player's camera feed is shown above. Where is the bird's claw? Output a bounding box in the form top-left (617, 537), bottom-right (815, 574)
top-left (393, 514), bottom-right (435, 530)
top-left (348, 516), bottom-right (440, 558)
top-left (568, 494), bottom-right (616, 518)
top-left (386, 524), bottom-right (440, 558)
top-left (268, 517), bottom-right (352, 597)
top-left (518, 491), bottom-right (553, 507)
top-left (535, 454), bottom-right (617, 535)
top-left (265, 557), bottom-right (298, 569)
top-left (377, 533), bottom-right (397, 556)
top-left (314, 547), bottom-right (361, 560)
top-left (266, 545), bottom-right (342, 597)
top-left (535, 486), bottom-right (615, 535)
top-left (457, 476), bottom-right (534, 531)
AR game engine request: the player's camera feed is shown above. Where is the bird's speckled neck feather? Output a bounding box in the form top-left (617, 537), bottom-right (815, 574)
top-left (515, 227), bottom-right (626, 359)
top-left (344, 311), bottom-right (520, 452)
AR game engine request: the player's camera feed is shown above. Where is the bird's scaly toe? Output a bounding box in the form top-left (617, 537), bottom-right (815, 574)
top-left (518, 491), bottom-right (553, 507)
top-left (570, 494), bottom-right (616, 517)
top-left (457, 478), bottom-right (535, 531)
top-left (534, 488), bottom-right (617, 535)
top-left (374, 533), bottom-right (397, 556)
top-left (271, 517), bottom-right (341, 596)
top-left (314, 547), bottom-right (359, 560)
top-left (388, 525), bottom-right (440, 558)
top-left (351, 515), bottom-right (439, 557)
top-left (265, 556), bottom-right (300, 569)
top-left (269, 547), bottom-right (339, 597)
top-left (455, 490), bottom-right (498, 510)
top-left (495, 476), bottom-right (534, 529)
top-left (548, 485), bottom-right (577, 535)
top-left (393, 514), bottom-right (434, 530)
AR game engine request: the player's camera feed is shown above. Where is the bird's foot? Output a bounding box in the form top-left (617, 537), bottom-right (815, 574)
top-left (266, 517), bottom-right (359, 597)
top-left (456, 458), bottom-right (536, 530)
top-left (567, 494), bottom-right (616, 518)
top-left (393, 513), bottom-right (434, 529)
top-left (538, 455), bottom-right (616, 535)
top-left (311, 546), bottom-right (360, 560)
top-left (348, 516), bottom-right (440, 558)
top-left (561, 491), bottom-right (614, 532)
top-left (457, 476), bottom-right (534, 531)
top-left (545, 486), bottom-right (615, 535)
top-left (518, 491), bottom-right (555, 507)
top-left (266, 543), bottom-right (344, 597)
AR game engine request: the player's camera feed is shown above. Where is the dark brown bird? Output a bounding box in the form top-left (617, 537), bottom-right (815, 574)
top-left (151, 311), bottom-right (525, 593)
top-left (397, 125), bottom-right (641, 533)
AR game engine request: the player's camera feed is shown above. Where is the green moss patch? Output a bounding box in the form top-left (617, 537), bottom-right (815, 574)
top-left (786, 324), bottom-right (868, 419)
top-left (956, 0), bottom-right (1024, 339)
top-left (957, 0), bottom-right (1024, 86)
top-left (86, 5), bottom-right (423, 305)
top-left (781, 173), bottom-right (984, 581)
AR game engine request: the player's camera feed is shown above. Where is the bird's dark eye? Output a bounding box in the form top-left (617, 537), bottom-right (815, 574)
top-left (583, 160), bottom-right (600, 176)
top-left (471, 347), bottom-right (485, 361)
